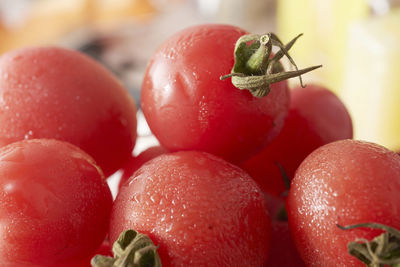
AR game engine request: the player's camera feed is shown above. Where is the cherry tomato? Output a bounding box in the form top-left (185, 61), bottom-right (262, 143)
top-left (263, 193), bottom-right (305, 266)
top-left (0, 139), bottom-right (113, 266)
top-left (287, 140), bottom-right (400, 266)
top-left (110, 151), bottom-right (271, 267)
top-left (267, 221), bottom-right (305, 267)
top-left (141, 24), bottom-right (289, 164)
top-left (76, 239), bottom-right (112, 267)
top-left (118, 146), bottom-right (167, 190)
top-left (0, 47), bottom-right (137, 176)
top-left (241, 84), bottom-right (352, 196)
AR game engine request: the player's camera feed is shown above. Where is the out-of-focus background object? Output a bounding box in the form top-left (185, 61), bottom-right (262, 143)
top-left (277, 0), bottom-right (369, 94)
top-left (0, 0), bottom-right (277, 99)
top-left (278, 0), bottom-right (400, 151)
top-left (341, 3), bottom-right (400, 151)
top-left (1, 0), bottom-right (400, 152)
top-left (0, 0), bottom-right (155, 54)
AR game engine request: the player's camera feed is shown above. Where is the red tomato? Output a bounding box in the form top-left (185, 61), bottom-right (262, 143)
top-left (267, 221), bottom-right (305, 267)
top-left (263, 193), bottom-right (305, 266)
top-left (241, 85), bottom-right (352, 196)
top-left (76, 239), bottom-right (112, 267)
top-left (0, 47), bottom-right (137, 176)
top-left (118, 146), bottom-right (167, 190)
top-left (141, 24), bottom-right (290, 164)
top-left (110, 151), bottom-right (271, 267)
top-left (287, 140), bottom-right (400, 266)
top-left (0, 139), bottom-right (113, 266)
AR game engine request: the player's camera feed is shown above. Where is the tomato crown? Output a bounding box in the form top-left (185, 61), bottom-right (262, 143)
top-left (338, 223), bottom-right (400, 266)
top-left (92, 229), bottom-right (162, 267)
top-left (220, 32), bottom-right (322, 97)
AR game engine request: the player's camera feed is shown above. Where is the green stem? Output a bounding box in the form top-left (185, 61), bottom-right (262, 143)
top-left (245, 35), bottom-right (272, 75)
top-left (91, 230), bottom-right (162, 267)
top-left (229, 65), bottom-right (322, 97)
top-left (220, 32), bottom-right (321, 97)
top-left (337, 223), bottom-right (400, 267)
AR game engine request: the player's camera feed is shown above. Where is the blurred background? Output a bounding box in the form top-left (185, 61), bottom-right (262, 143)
top-left (0, 0), bottom-right (400, 151)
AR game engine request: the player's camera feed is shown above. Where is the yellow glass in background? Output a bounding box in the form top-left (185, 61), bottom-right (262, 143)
top-left (276, 0), bottom-right (368, 93)
top-left (340, 8), bottom-right (400, 151)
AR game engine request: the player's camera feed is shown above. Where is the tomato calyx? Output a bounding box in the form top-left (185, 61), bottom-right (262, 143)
top-left (220, 32), bottom-right (322, 97)
top-left (91, 229), bottom-right (162, 267)
top-left (337, 223), bottom-right (400, 267)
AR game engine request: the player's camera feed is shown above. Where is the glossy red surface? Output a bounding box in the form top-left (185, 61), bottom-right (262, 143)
top-left (0, 47), bottom-right (137, 176)
top-left (141, 24), bottom-right (289, 164)
top-left (242, 85), bottom-right (353, 196)
top-left (0, 139), bottom-right (113, 266)
top-left (110, 151), bottom-right (271, 267)
top-left (287, 140), bottom-right (400, 266)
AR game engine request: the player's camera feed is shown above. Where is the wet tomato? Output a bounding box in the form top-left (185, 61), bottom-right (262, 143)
top-left (0, 47), bottom-right (137, 176)
top-left (110, 151), bottom-right (271, 267)
top-left (287, 140), bottom-right (400, 266)
top-left (242, 85), bottom-right (352, 196)
top-left (0, 139), bottom-right (112, 266)
top-left (141, 24), bottom-right (289, 164)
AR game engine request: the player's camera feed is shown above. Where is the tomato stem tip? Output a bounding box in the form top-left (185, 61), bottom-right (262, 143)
top-left (337, 222), bottom-right (400, 267)
top-left (220, 32), bottom-right (322, 97)
top-left (91, 229), bottom-right (162, 267)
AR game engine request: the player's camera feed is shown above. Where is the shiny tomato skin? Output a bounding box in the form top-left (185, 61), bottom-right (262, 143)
top-left (141, 24), bottom-right (290, 164)
top-left (110, 151), bottom-right (271, 267)
top-left (0, 139), bottom-right (113, 266)
top-left (287, 140), bottom-right (400, 266)
top-left (118, 146), bottom-right (167, 190)
top-left (241, 85), bottom-right (352, 196)
top-left (0, 47), bottom-right (137, 176)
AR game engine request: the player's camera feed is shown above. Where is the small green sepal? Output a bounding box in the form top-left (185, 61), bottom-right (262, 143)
top-left (91, 229), bottom-right (162, 267)
top-left (337, 222), bottom-right (400, 267)
top-left (220, 32), bottom-right (322, 97)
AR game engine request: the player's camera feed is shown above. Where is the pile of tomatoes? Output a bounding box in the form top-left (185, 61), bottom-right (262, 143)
top-left (1, 24), bottom-right (400, 267)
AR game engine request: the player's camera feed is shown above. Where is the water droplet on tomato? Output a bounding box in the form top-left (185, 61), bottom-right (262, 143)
top-left (4, 182), bottom-right (15, 193)
top-left (165, 224), bottom-right (173, 232)
top-left (24, 130), bottom-right (34, 140)
top-left (132, 194), bottom-right (139, 203)
top-left (160, 214), bottom-right (166, 222)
